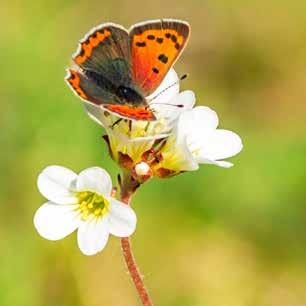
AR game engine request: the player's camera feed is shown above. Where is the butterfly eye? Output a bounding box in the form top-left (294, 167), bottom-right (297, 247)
top-left (116, 86), bottom-right (144, 104)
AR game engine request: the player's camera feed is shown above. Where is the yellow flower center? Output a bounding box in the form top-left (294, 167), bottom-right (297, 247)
top-left (77, 191), bottom-right (109, 221)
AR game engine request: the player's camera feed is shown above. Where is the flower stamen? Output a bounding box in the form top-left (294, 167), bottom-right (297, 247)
top-left (76, 191), bottom-right (109, 221)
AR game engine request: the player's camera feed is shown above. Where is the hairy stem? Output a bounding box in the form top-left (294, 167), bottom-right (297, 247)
top-left (120, 172), bottom-right (153, 306)
top-left (121, 237), bottom-right (153, 306)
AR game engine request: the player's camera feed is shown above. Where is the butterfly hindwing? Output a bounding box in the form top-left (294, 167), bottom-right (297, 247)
top-left (129, 19), bottom-right (190, 96)
top-left (66, 69), bottom-right (116, 105)
top-left (65, 69), bottom-right (156, 121)
top-left (103, 105), bottom-right (155, 121)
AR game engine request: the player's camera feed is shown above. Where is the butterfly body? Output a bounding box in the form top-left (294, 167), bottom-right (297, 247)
top-left (84, 68), bottom-right (146, 106)
top-left (66, 19), bottom-right (190, 121)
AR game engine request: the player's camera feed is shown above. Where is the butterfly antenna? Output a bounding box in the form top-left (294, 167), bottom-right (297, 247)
top-left (148, 73), bottom-right (188, 103)
top-left (148, 102), bottom-right (184, 108)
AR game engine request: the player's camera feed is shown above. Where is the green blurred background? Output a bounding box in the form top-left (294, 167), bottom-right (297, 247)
top-left (1, 1), bottom-right (306, 305)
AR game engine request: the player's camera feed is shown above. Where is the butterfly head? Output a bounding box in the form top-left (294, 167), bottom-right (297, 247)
top-left (115, 85), bottom-right (146, 107)
top-left (103, 85), bottom-right (155, 121)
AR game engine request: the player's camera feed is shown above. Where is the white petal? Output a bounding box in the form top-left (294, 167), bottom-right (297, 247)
top-left (127, 133), bottom-right (170, 143)
top-left (213, 160), bottom-right (234, 168)
top-left (160, 135), bottom-right (199, 172)
top-left (37, 165), bottom-right (78, 204)
top-left (76, 167), bottom-right (112, 196)
top-left (153, 90), bottom-right (196, 121)
top-left (196, 129), bottom-right (243, 161)
top-left (195, 157), bottom-right (234, 168)
top-left (34, 202), bottom-right (80, 240)
top-left (147, 68), bottom-right (179, 104)
top-left (77, 217), bottom-right (110, 255)
top-left (177, 90), bottom-right (196, 110)
top-left (177, 106), bottom-right (219, 144)
top-left (108, 198), bottom-right (137, 237)
top-left (194, 106), bottom-right (219, 131)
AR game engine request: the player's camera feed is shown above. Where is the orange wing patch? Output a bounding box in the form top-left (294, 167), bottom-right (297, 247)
top-left (103, 105), bottom-right (156, 121)
top-left (66, 69), bottom-right (88, 99)
top-left (74, 29), bottom-right (111, 65)
top-left (130, 22), bottom-right (190, 95)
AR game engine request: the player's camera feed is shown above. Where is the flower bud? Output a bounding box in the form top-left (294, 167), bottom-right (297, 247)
top-left (135, 162), bottom-right (150, 176)
top-left (132, 162), bottom-right (152, 183)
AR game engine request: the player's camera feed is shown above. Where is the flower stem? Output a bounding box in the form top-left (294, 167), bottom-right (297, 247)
top-left (121, 237), bottom-right (153, 306)
top-left (119, 172), bottom-right (153, 306)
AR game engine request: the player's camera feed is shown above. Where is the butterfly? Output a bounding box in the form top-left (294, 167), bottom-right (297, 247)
top-left (65, 19), bottom-right (190, 121)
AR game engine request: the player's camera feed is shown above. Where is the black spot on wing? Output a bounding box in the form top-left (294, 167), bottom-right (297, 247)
top-left (158, 54), bottom-right (168, 64)
top-left (136, 41), bottom-right (146, 47)
top-left (175, 43), bottom-right (181, 50)
top-left (171, 35), bottom-right (177, 43)
top-left (152, 67), bottom-right (159, 74)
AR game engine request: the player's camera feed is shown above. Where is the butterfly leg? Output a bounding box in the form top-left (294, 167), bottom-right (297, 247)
top-left (111, 118), bottom-right (123, 128)
top-left (129, 120), bottom-right (132, 132)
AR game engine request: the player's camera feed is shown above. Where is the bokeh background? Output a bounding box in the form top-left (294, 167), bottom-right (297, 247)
top-left (1, 1), bottom-right (306, 305)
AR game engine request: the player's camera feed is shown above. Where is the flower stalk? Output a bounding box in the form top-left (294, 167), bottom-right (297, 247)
top-left (119, 172), bottom-right (153, 306)
top-left (121, 237), bottom-right (153, 306)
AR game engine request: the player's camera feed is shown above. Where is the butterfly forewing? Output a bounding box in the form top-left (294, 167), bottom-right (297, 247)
top-left (129, 19), bottom-right (190, 96)
top-left (73, 24), bottom-right (131, 84)
top-left (66, 69), bottom-right (116, 105)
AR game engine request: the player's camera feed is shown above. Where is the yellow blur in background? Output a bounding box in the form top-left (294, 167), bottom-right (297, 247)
top-left (1, 1), bottom-right (306, 306)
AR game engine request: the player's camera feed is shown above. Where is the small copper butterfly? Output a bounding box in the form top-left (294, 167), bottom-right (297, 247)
top-left (65, 19), bottom-right (190, 121)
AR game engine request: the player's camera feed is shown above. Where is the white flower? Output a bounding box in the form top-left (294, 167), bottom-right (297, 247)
top-left (34, 166), bottom-right (137, 255)
top-left (154, 106), bottom-right (243, 174)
